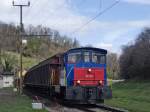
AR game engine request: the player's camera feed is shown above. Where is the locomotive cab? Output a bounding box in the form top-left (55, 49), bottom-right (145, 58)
top-left (64, 47), bottom-right (112, 104)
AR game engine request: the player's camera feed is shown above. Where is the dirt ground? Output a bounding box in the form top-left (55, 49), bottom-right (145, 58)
top-left (0, 88), bottom-right (16, 103)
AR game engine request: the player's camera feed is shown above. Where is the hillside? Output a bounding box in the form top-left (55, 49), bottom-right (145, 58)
top-left (5, 52), bottom-right (40, 70)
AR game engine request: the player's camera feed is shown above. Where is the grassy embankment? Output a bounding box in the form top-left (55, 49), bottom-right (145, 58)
top-left (105, 81), bottom-right (150, 112)
top-left (0, 53), bottom-right (45, 111)
top-left (0, 88), bottom-right (48, 112)
top-left (7, 51), bottom-right (40, 69)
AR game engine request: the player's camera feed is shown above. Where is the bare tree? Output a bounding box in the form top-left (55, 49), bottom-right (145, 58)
top-left (119, 28), bottom-right (150, 80)
top-left (107, 53), bottom-right (120, 79)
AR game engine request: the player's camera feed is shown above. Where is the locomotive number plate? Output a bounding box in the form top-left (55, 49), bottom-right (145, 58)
top-left (85, 75), bottom-right (94, 78)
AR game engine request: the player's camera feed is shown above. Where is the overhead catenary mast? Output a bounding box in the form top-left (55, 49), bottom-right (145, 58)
top-left (12, 0), bottom-right (30, 94)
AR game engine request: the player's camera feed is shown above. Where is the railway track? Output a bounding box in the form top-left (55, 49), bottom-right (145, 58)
top-left (95, 104), bottom-right (128, 112)
top-left (61, 103), bottom-right (128, 112)
top-left (42, 97), bottom-right (129, 112)
top-left (24, 89), bottom-right (128, 112)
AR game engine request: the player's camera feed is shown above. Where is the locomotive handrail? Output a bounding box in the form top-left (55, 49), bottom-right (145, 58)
top-left (73, 80), bottom-right (104, 81)
top-left (66, 66), bottom-right (74, 79)
top-left (73, 79), bottom-right (104, 81)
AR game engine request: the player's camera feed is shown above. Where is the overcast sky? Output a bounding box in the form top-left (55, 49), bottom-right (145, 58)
top-left (1, 0), bottom-right (150, 53)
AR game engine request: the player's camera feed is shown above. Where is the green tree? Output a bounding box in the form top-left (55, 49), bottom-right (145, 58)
top-left (0, 52), bottom-right (18, 72)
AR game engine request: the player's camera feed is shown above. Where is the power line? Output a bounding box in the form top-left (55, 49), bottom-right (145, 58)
top-left (99, 0), bottom-right (102, 11)
top-left (40, 0), bottom-right (86, 35)
top-left (70, 0), bottom-right (121, 35)
top-left (23, 34), bottom-right (52, 37)
top-left (23, 0), bottom-right (67, 39)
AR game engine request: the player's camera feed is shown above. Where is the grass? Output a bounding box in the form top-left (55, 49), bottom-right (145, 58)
top-left (22, 56), bottom-right (40, 69)
top-left (0, 88), bottom-right (48, 112)
top-left (105, 81), bottom-right (150, 112)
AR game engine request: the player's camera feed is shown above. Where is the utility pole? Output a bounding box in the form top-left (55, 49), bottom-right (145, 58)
top-left (12, 0), bottom-right (30, 94)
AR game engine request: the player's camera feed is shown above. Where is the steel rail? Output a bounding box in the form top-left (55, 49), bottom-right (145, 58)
top-left (96, 104), bottom-right (129, 112)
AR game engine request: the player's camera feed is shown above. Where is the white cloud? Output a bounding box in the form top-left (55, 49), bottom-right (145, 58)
top-left (1, 0), bottom-right (150, 53)
top-left (95, 43), bottom-right (113, 51)
top-left (22, 0), bottom-right (88, 33)
top-left (2, 0), bottom-right (150, 34)
top-left (95, 20), bottom-right (150, 31)
top-left (92, 21), bottom-right (140, 52)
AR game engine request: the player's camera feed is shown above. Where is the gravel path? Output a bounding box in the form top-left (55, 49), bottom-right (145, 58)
top-left (44, 100), bottom-right (109, 112)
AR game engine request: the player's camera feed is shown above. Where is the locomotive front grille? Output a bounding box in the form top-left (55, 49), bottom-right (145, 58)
top-left (65, 86), bottom-right (105, 103)
top-left (84, 87), bottom-right (97, 100)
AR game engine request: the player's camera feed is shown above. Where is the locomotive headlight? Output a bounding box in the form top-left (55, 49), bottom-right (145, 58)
top-left (88, 68), bottom-right (92, 72)
top-left (77, 80), bottom-right (80, 84)
top-left (99, 80), bottom-right (103, 85)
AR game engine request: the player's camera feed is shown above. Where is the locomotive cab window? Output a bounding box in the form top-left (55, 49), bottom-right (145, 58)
top-left (84, 51), bottom-right (90, 62)
top-left (68, 52), bottom-right (81, 63)
top-left (92, 52), bottom-right (106, 64)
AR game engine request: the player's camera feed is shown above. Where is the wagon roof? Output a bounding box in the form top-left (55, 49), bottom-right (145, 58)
top-left (27, 53), bottom-right (63, 73)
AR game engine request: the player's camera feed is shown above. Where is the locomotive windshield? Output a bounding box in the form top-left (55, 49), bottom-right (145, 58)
top-left (84, 51), bottom-right (90, 62)
top-left (92, 52), bottom-right (106, 64)
top-left (68, 52), bottom-right (81, 63)
top-left (67, 50), bottom-right (106, 64)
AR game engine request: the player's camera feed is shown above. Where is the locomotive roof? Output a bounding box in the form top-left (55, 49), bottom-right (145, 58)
top-left (65, 47), bottom-right (107, 54)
